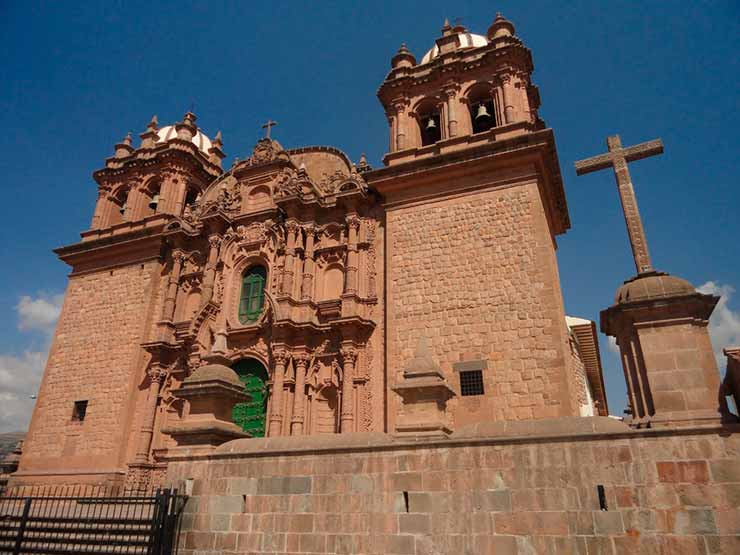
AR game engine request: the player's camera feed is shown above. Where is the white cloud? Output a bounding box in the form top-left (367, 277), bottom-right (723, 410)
top-left (697, 281), bottom-right (740, 369)
top-left (0, 293), bottom-right (64, 433)
top-left (607, 336), bottom-right (620, 354)
top-left (0, 351), bottom-right (46, 433)
top-left (16, 293), bottom-right (63, 333)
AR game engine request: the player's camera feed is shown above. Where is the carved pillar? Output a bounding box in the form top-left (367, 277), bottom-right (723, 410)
top-left (158, 172), bottom-right (179, 215)
top-left (171, 180), bottom-right (188, 216)
top-left (134, 365), bottom-right (167, 463)
top-left (200, 235), bottom-right (221, 306)
top-left (301, 225), bottom-right (316, 301)
top-left (501, 73), bottom-right (515, 124)
top-left (388, 113), bottom-right (397, 152)
top-left (443, 86), bottom-right (459, 138)
top-left (91, 186), bottom-right (110, 229)
top-left (281, 221), bottom-right (299, 297)
top-left (340, 345), bottom-right (357, 433)
top-left (161, 250), bottom-right (185, 324)
top-left (290, 352), bottom-right (310, 435)
top-left (344, 216), bottom-right (360, 295)
top-left (268, 349), bottom-right (290, 437)
top-left (393, 99), bottom-right (408, 150)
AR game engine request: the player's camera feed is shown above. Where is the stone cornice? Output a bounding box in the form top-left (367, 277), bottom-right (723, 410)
top-left (378, 39), bottom-right (533, 103)
top-left (366, 128), bottom-right (570, 235)
top-left (159, 418), bottom-right (740, 463)
top-left (94, 140), bottom-right (222, 185)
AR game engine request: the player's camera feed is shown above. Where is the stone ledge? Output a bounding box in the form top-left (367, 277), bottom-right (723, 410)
top-left (163, 418), bottom-right (739, 462)
top-left (214, 432), bottom-right (391, 456)
top-left (452, 415), bottom-right (630, 439)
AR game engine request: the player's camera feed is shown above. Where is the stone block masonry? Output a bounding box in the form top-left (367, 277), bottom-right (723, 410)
top-left (16, 260), bottom-right (163, 482)
top-left (386, 179), bottom-right (578, 431)
top-left (167, 419), bottom-right (740, 554)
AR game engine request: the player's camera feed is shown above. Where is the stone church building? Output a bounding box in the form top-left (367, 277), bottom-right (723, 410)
top-left (13, 13), bottom-right (740, 553)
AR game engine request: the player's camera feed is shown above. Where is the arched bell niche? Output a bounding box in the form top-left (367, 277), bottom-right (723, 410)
top-left (231, 358), bottom-right (270, 437)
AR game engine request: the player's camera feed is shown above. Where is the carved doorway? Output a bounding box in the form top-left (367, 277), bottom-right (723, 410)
top-left (231, 358), bottom-right (269, 437)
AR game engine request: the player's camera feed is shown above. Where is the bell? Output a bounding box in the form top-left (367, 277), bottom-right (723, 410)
top-left (475, 103), bottom-right (492, 123)
top-left (425, 117), bottom-right (437, 131)
top-left (148, 194), bottom-right (159, 210)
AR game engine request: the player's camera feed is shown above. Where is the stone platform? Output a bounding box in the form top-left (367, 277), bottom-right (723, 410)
top-left (166, 417), bottom-right (740, 554)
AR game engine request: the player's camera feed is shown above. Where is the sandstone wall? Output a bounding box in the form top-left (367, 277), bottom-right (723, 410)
top-left (17, 261), bottom-right (162, 480)
top-left (386, 180), bottom-right (575, 429)
top-left (168, 421), bottom-right (740, 554)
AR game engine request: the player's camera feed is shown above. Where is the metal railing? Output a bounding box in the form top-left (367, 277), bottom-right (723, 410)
top-left (0, 485), bottom-right (187, 555)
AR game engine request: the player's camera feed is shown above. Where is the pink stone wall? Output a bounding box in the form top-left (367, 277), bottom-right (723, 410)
top-left (637, 322), bottom-right (721, 414)
top-left (386, 180), bottom-right (576, 430)
top-left (168, 425), bottom-right (740, 554)
top-left (18, 261), bottom-right (163, 480)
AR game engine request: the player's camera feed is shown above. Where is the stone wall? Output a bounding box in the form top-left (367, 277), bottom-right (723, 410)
top-left (167, 419), bottom-right (740, 554)
top-left (386, 179), bottom-right (576, 430)
top-left (17, 261), bottom-right (162, 481)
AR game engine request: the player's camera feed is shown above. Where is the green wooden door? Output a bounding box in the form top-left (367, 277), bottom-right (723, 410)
top-left (231, 359), bottom-right (269, 437)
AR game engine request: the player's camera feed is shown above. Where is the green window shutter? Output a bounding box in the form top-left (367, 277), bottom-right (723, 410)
top-left (239, 266), bottom-right (267, 324)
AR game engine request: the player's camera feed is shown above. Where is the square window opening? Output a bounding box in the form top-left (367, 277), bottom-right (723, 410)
top-left (72, 400), bottom-right (88, 422)
top-left (459, 370), bottom-right (484, 397)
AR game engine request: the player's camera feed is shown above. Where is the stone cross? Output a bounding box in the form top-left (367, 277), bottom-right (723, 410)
top-left (575, 134), bottom-right (664, 274)
top-left (261, 119), bottom-right (278, 139)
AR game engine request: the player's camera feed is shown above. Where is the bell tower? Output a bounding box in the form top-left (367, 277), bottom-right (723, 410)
top-left (367, 14), bottom-right (581, 433)
top-left (378, 14), bottom-right (543, 167)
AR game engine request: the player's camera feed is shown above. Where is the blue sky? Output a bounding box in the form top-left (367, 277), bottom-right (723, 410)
top-left (1, 1), bottom-right (738, 431)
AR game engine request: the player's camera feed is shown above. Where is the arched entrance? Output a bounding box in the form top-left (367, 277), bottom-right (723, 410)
top-left (231, 358), bottom-right (269, 437)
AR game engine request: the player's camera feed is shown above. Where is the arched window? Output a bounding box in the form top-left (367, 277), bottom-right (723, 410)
top-left (144, 181), bottom-right (162, 217)
top-left (109, 188), bottom-right (129, 225)
top-left (467, 83), bottom-right (498, 134)
top-left (417, 99), bottom-right (442, 146)
top-left (239, 265), bottom-right (267, 324)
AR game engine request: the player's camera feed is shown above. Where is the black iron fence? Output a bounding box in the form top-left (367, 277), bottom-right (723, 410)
top-left (0, 485), bottom-right (187, 555)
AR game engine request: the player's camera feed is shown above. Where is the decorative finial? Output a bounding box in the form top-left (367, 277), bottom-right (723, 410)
top-left (114, 131), bottom-right (135, 158)
top-left (488, 12), bottom-right (515, 40)
top-left (147, 114), bottom-right (158, 131)
top-left (176, 111), bottom-right (197, 141)
top-left (391, 42), bottom-right (416, 69)
top-left (357, 153), bottom-right (371, 173)
top-left (208, 130), bottom-right (225, 168)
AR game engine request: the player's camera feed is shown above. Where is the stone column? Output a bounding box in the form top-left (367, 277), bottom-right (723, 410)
top-left (268, 349), bottom-right (290, 437)
top-left (388, 113), bottom-right (397, 152)
top-left (300, 225), bottom-right (316, 301)
top-left (134, 365), bottom-right (167, 463)
top-left (199, 235), bottom-right (221, 306)
top-left (161, 250), bottom-right (185, 324)
top-left (290, 352), bottom-right (311, 435)
top-left (281, 221), bottom-right (299, 297)
top-left (91, 187), bottom-right (110, 229)
top-left (171, 180), bottom-right (188, 216)
top-left (393, 100), bottom-right (408, 150)
top-left (444, 87), bottom-right (458, 138)
top-left (340, 345), bottom-right (357, 433)
top-left (501, 73), bottom-right (515, 124)
top-left (344, 216), bottom-right (360, 295)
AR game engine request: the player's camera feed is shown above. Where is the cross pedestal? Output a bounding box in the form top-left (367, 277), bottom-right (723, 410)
top-left (577, 135), bottom-right (728, 428)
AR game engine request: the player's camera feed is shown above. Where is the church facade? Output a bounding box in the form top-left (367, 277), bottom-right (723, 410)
top-left (15, 14), bottom-right (608, 487)
top-left (12, 12), bottom-right (740, 553)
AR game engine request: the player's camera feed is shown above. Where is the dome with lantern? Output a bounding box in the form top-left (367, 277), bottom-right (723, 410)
top-left (157, 123), bottom-right (212, 154)
top-left (420, 30), bottom-right (488, 64)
